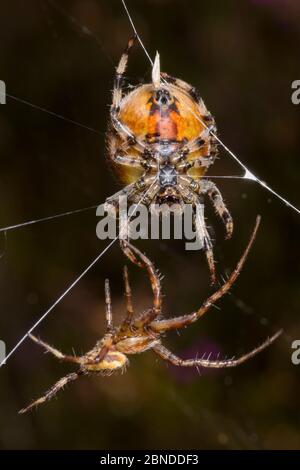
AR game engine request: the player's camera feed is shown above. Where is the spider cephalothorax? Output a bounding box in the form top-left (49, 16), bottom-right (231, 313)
top-left (106, 36), bottom-right (233, 283)
top-left (19, 217), bottom-right (281, 414)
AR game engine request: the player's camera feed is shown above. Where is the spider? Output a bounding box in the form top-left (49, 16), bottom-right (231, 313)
top-left (19, 216), bottom-right (281, 414)
top-left (106, 36), bottom-right (233, 283)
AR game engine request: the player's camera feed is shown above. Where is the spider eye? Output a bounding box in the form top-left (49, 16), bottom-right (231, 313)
top-left (154, 89), bottom-right (173, 106)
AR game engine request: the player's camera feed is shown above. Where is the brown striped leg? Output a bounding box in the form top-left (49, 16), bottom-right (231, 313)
top-left (177, 182), bottom-right (216, 284)
top-left (150, 216), bottom-right (261, 333)
top-left (104, 279), bottom-right (113, 332)
top-left (161, 72), bottom-right (215, 123)
top-left (202, 180), bottom-right (233, 239)
top-left (105, 174), bottom-right (154, 215)
top-left (153, 330), bottom-right (282, 369)
top-left (28, 334), bottom-right (81, 364)
top-left (112, 35), bottom-right (136, 109)
top-left (111, 153), bottom-right (157, 171)
top-left (123, 265), bottom-right (134, 323)
top-left (193, 208), bottom-right (216, 285)
top-left (19, 371), bottom-right (82, 414)
top-left (111, 36), bottom-right (145, 150)
top-left (121, 240), bottom-right (162, 324)
top-left (110, 112), bottom-right (145, 151)
top-left (177, 155), bottom-right (214, 171)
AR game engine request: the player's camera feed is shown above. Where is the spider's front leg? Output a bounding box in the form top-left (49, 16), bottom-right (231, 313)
top-left (112, 35), bottom-right (136, 112)
top-left (110, 36), bottom-right (145, 152)
top-left (28, 334), bottom-right (82, 364)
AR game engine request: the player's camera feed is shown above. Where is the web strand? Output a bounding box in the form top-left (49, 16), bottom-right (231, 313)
top-left (0, 179), bottom-right (157, 367)
top-left (47, 0), bottom-right (115, 67)
top-left (1, 91), bottom-right (104, 136)
top-left (0, 203), bottom-right (100, 233)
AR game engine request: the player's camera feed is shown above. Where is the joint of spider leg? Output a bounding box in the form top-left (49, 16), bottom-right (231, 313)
top-left (125, 34), bottom-right (137, 53)
top-left (143, 195), bottom-right (153, 206)
top-left (203, 114), bottom-right (214, 123)
top-left (202, 125), bottom-right (216, 140)
top-left (188, 86), bottom-right (202, 103)
top-left (195, 137), bottom-right (206, 148)
top-left (114, 73), bottom-right (126, 90)
top-left (111, 106), bottom-right (120, 116)
top-left (171, 149), bottom-right (189, 165)
top-left (134, 178), bottom-right (146, 191)
top-left (141, 160), bottom-right (153, 171)
top-left (195, 156), bottom-right (214, 169)
top-left (188, 179), bottom-right (200, 192)
top-left (126, 135), bottom-right (137, 147)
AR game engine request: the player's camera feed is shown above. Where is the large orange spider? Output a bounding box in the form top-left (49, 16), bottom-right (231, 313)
top-left (106, 36), bottom-right (232, 283)
top-left (19, 217), bottom-right (281, 414)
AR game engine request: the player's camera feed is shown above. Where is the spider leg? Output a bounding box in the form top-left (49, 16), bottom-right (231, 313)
top-left (110, 36), bottom-right (145, 151)
top-left (19, 371), bottom-right (82, 414)
top-left (29, 334), bottom-right (81, 364)
top-left (162, 72), bottom-right (219, 165)
top-left (180, 175), bottom-right (233, 240)
top-left (201, 180), bottom-right (233, 239)
top-left (177, 155), bottom-right (214, 171)
top-left (193, 205), bottom-right (216, 284)
top-left (153, 330), bottom-right (282, 369)
top-left (111, 153), bottom-right (156, 171)
top-left (120, 240), bottom-right (162, 323)
top-left (173, 127), bottom-right (216, 168)
top-left (178, 181), bottom-right (216, 283)
top-left (112, 35), bottom-right (136, 109)
top-left (105, 175), bottom-right (158, 241)
top-left (104, 279), bottom-right (113, 332)
top-left (130, 176), bottom-right (160, 207)
top-left (123, 265), bottom-right (134, 323)
top-left (105, 182), bottom-right (136, 208)
top-left (110, 114), bottom-right (145, 151)
top-left (150, 216), bottom-right (260, 333)
top-left (105, 175), bottom-right (153, 212)
top-left (161, 72), bottom-right (215, 123)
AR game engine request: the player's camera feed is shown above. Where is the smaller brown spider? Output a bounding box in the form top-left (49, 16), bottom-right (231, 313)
top-left (19, 216), bottom-right (281, 414)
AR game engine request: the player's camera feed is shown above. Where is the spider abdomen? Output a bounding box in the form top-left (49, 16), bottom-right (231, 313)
top-left (107, 83), bottom-right (216, 185)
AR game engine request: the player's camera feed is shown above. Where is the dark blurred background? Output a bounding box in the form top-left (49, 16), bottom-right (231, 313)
top-left (0, 0), bottom-right (299, 450)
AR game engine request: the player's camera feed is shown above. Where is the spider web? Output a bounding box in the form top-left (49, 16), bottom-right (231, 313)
top-left (0, 0), bottom-right (295, 405)
top-left (0, 0), bottom-right (297, 451)
top-left (0, 0), bottom-right (296, 367)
